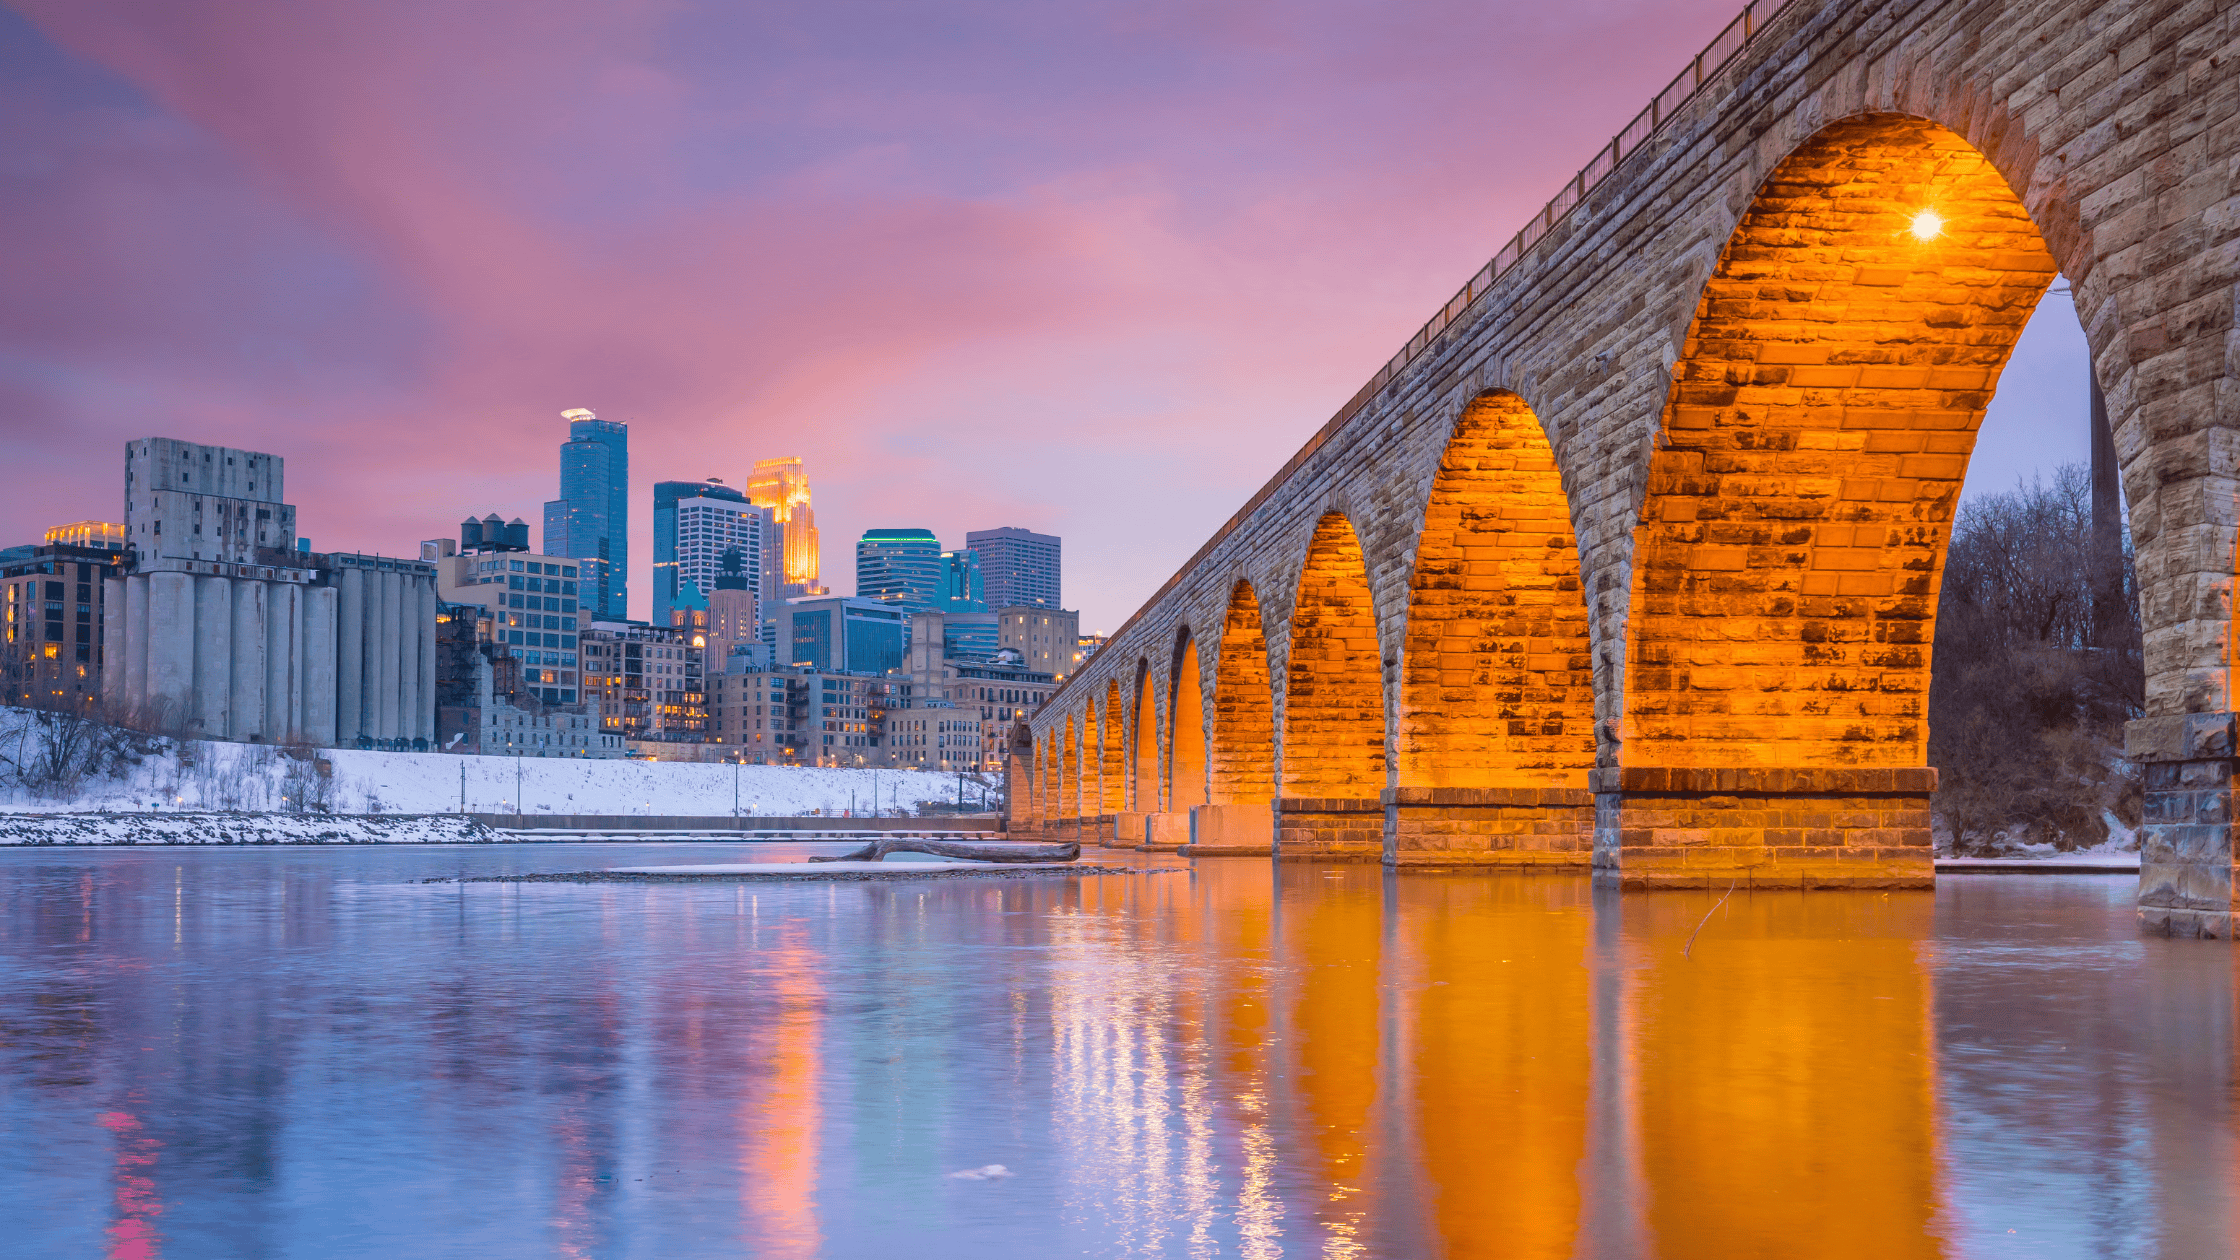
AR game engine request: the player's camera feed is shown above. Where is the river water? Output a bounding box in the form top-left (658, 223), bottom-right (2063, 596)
top-left (0, 845), bottom-right (2225, 1258)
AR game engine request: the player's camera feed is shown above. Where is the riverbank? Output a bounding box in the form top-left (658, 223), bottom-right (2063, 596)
top-left (0, 812), bottom-right (497, 845)
top-left (0, 812), bottom-right (1018, 846)
top-left (0, 706), bottom-right (968, 817)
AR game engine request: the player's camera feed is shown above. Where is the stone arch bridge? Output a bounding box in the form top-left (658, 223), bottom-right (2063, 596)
top-left (1011, 0), bottom-right (2240, 932)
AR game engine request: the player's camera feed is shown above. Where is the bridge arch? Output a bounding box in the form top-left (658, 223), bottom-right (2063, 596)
top-left (1280, 513), bottom-right (1388, 857)
top-left (1210, 580), bottom-right (1276, 806)
top-left (1058, 713), bottom-right (1076, 820)
top-left (1081, 698), bottom-right (1094, 808)
top-left (1169, 628), bottom-right (1209, 811)
top-left (1100, 679), bottom-right (1125, 814)
top-left (1400, 390), bottom-right (1594, 788)
top-left (1609, 112), bottom-right (2067, 883)
top-left (1130, 659), bottom-right (1156, 811)
top-left (1624, 113), bottom-right (2061, 767)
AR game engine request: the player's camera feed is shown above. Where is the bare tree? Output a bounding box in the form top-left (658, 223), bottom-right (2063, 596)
top-left (0, 705), bottom-right (145, 800)
top-left (1929, 464), bottom-right (2143, 851)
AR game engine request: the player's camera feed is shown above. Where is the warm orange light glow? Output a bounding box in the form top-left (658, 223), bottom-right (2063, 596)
top-left (1908, 208), bottom-right (1944, 240)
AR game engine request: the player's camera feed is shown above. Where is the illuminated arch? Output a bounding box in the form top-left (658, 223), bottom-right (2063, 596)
top-left (1130, 661), bottom-right (1157, 811)
top-left (1077, 701), bottom-right (1096, 816)
top-left (1400, 391), bottom-right (1594, 788)
top-left (1282, 514), bottom-right (1385, 796)
top-left (1210, 581), bottom-right (1276, 805)
top-left (1101, 679), bottom-right (1126, 814)
top-left (1168, 630), bottom-right (1209, 811)
top-left (1059, 713), bottom-right (1077, 819)
top-left (1623, 114), bottom-right (2059, 769)
top-left (1044, 732), bottom-right (1060, 820)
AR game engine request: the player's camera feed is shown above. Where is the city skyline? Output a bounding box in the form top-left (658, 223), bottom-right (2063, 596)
top-left (0, 2), bottom-right (2096, 637)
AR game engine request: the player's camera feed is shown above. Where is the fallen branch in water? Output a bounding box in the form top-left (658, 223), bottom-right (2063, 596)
top-left (809, 838), bottom-right (1082, 864)
top-left (1683, 878), bottom-right (1739, 960)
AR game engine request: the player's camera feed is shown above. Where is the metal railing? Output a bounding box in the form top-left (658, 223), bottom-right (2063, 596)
top-left (1048, 0), bottom-right (1803, 709)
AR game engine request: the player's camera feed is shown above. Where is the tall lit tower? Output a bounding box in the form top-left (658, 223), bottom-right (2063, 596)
top-left (747, 457), bottom-right (823, 597)
top-left (543, 409), bottom-right (628, 621)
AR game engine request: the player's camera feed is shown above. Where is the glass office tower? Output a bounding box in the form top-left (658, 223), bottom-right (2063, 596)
top-left (854, 528), bottom-right (942, 611)
top-left (938, 549), bottom-right (984, 610)
top-left (651, 478), bottom-right (752, 629)
top-left (542, 409), bottom-right (629, 621)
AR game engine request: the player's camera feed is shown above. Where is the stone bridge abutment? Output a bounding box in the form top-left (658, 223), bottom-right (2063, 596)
top-left (1011, 0), bottom-right (2239, 932)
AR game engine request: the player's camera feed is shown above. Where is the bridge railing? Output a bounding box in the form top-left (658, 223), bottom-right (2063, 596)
top-left (1051, 0), bottom-right (1804, 708)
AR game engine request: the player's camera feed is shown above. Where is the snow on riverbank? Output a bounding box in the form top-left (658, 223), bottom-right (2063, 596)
top-left (0, 812), bottom-right (497, 846)
top-left (0, 707), bottom-right (968, 818)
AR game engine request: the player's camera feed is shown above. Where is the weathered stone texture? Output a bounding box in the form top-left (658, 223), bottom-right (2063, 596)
top-left (1018, 0), bottom-right (2239, 906)
top-left (1589, 767), bottom-right (1936, 889)
top-left (1386, 787), bottom-right (1596, 868)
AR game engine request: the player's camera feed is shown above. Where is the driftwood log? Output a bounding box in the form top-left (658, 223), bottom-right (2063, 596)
top-left (809, 838), bottom-right (1082, 864)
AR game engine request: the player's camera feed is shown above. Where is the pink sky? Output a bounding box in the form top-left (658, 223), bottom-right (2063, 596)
top-left (0, 0), bottom-right (2090, 632)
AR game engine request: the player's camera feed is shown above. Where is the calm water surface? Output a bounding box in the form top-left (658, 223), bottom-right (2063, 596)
top-left (0, 845), bottom-right (2227, 1258)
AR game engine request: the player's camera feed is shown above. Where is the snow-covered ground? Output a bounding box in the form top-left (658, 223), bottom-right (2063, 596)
top-left (0, 707), bottom-right (970, 818)
top-left (0, 812), bottom-right (495, 845)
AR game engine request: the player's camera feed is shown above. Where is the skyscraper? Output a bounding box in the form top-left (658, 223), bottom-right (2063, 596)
top-left (966, 527), bottom-right (1060, 609)
top-left (939, 549), bottom-right (984, 610)
top-left (543, 409), bottom-right (628, 620)
top-left (855, 528), bottom-right (942, 611)
top-left (651, 478), bottom-right (765, 629)
top-left (746, 457), bottom-right (823, 597)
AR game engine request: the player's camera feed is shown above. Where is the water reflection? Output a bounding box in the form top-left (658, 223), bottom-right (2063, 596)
top-left (0, 846), bottom-right (2228, 1257)
top-left (1401, 875), bottom-right (1591, 1259)
top-left (1624, 892), bottom-right (1941, 1259)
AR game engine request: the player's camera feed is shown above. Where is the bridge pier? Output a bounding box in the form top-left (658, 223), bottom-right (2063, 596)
top-left (1275, 797), bottom-right (1384, 862)
top-left (1141, 812), bottom-right (1190, 852)
top-left (1384, 788), bottom-right (1595, 868)
top-left (1179, 804), bottom-right (1273, 857)
top-left (1108, 812), bottom-right (1149, 848)
top-left (2131, 715), bottom-right (2238, 939)
top-left (1589, 768), bottom-right (1935, 890)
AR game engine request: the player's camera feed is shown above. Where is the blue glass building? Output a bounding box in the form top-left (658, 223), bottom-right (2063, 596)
top-left (774, 596), bottom-right (906, 674)
top-left (651, 478), bottom-right (748, 629)
top-left (855, 527), bottom-right (942, 611)
top-left (938, 549), bottom-right (984, 611)
top-left (542, 410), bottom-right (628, 621)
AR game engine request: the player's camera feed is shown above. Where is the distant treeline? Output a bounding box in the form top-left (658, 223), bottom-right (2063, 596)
top-left (1929, 463), bottom-right (2142, 851)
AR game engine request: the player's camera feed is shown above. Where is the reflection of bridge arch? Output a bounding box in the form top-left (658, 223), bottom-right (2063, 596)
top-left (1016, 0), bottom-right (2231, 913)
